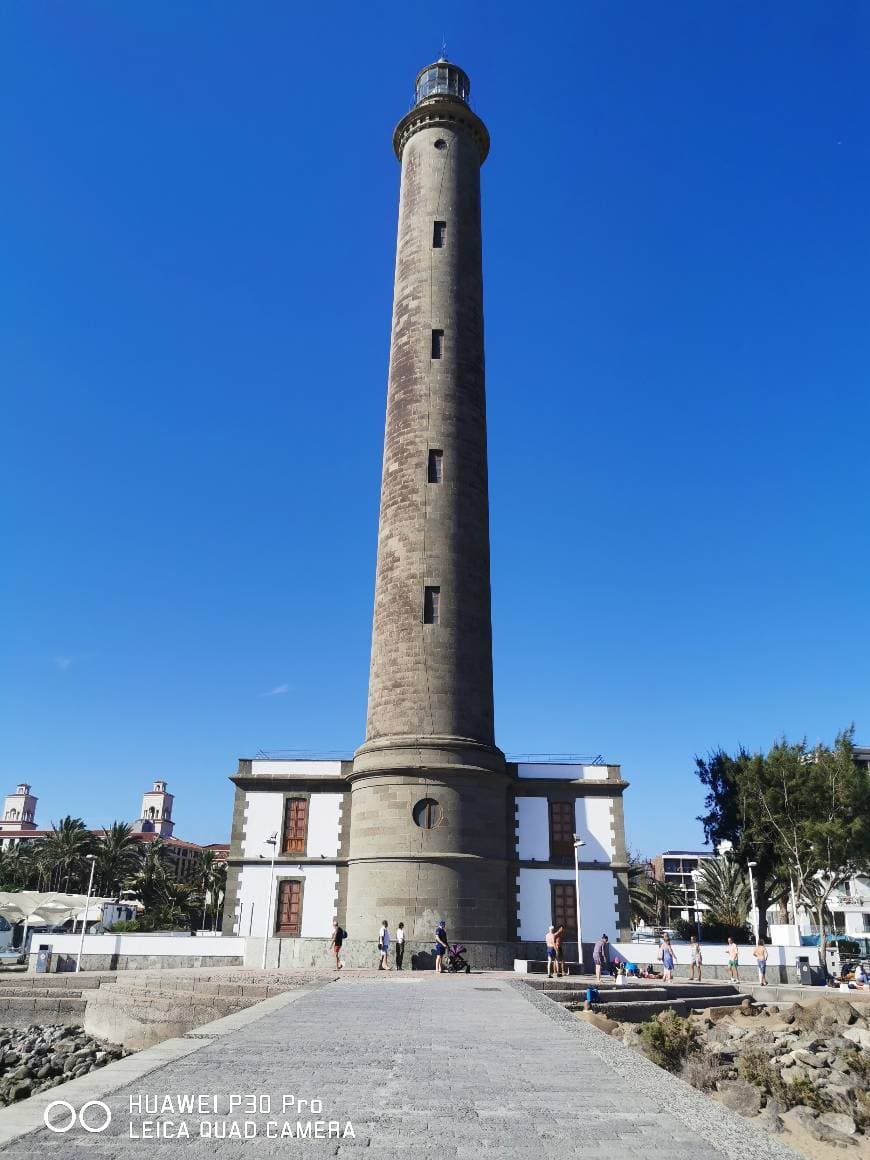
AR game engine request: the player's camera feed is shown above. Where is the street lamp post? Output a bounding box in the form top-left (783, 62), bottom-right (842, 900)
top-left (75, 855), bottom-right (97, 974)
top-left (789, 876), bottom-right (800, 944)
top-left (690, 869), bottom-right (702, 940)
top-left (573, 835), bottom-right (585, 974)
top-left (747, 860), bottom-right (759, 941)
top-left (261, 833), bottom-right (278, 971)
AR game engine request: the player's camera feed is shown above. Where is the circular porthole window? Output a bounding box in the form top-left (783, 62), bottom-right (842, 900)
top-left (434, 138), bottom-right (447, 149)
top-left (412, 798), bottom-right (442, 829)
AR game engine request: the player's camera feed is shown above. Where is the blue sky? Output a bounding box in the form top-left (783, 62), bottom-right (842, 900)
top-left (3, 2), bottom-right (869, 855)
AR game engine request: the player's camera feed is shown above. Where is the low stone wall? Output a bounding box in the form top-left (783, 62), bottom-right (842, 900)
top-left (27, 933), bottom-right (247, 973)
top-left (32, 952), bottom-right (244, 973)
top-left (248, 937), bottom-right (554, 970)
top-left (81, 969), bottom-right (324, 1049)
top-left (0, 996), bottom-right (86, 1030)
top-left (83, 987), bottom-right (260, 1050)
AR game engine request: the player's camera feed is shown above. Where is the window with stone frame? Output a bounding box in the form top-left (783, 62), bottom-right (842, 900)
top-left (427, 449), bottom-right (443, 483)
top-left (282, 797), bottom-right (309, 854)
top-left (423, 585), bottom-right (441, 624)
top-left (551, 881), bottom-right (577, 936)
top-left (548, 800), bottom-right (575, 862)
top-left (275, 879), bottom-right (302, 936)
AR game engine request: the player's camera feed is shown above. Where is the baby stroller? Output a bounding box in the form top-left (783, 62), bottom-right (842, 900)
top-left (447, 943), bottom-right (471, 973)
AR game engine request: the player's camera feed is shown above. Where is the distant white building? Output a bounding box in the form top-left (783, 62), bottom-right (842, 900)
top-left (224, 756), bottom-right (629, 964)
top-left (826, 874), bottom-right (870, 943)
top-left (131, 779), bottom-right (175, 838)
top-left (652, 849), bottom-right (719, 925)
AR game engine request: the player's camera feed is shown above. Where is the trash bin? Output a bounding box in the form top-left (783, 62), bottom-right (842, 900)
top-left (35, 945), bottom-right (52, 975)
top-left (796, 956), bottom-right (819, 985)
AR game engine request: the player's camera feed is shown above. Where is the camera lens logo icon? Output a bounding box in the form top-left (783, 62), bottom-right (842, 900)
top-left (44, 1099), bottom-right (112, 1133)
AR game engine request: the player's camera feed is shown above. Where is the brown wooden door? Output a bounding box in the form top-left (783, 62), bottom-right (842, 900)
top-left (275, 880), bottom-right (302, 935)
top-left (282, 798), bottom-right (308, 854)
top-left (548, 801), bottom-right (574, 861)
top-left (552, 881), bottom-right (577, 936)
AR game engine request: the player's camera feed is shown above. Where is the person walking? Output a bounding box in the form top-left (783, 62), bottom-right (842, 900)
top-left (330, 918), bottom-right (344, 970)
top-left (592, 933), bottom-right (610, 982)
top-left (395, 921), bottom-right (405, 971)
top-left (377, 920), bottom-right (391, 970)
top-left (752, 938), bottom-right (768, 985)
top-left (688, 934), bottom-right (702, 982)
top-left (659, 934), bottom-right (676, 982)
top-left (726, 936), bottom-right (739, 983)
top-left (433, 919), bottom-right (448, 974)
top-left (545, 925), bottom-right (557, 978)
top-left (552, 924), bottom-right (566, 976)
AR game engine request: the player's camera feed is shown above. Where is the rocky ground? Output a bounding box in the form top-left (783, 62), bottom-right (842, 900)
top-left (0, 1025), bottom-right (126, 1105)
top-left (583, 996), bottom-right (869, 1158)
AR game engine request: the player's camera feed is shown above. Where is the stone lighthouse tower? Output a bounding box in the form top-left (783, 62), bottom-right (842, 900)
top-left (347, 60), bottom-right (511, 943)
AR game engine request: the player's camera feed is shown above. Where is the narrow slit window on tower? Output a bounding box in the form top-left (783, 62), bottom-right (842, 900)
top-left (423, 585), bottom-right (441, 624)
top-left (431, 329), bottom-right (444, 359)
top-left (433, 220), bottom-right (446, 248)
top-left (427, 449), bottom-right (443, 483)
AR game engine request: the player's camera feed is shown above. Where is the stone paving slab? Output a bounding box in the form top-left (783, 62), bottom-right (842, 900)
top-left (0, 976), bottom-right (800, 1159)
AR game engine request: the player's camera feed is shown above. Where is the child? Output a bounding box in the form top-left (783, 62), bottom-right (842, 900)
top-left (726, 936), bottom-right (739, 983)
top-left (659, 934), bottom-right (676, 982)
top-left (688, 934), bottom-right (702, 982)
top-left (377, 920), bottom-right (391, 970)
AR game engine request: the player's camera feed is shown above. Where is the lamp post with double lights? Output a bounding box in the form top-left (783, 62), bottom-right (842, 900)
top-left (747, 860), bottom-right (759, 941)
top-left (573, 835), bottom-right (585, 973)
top-left (75, 854), bottom-right (97, 974)
top-left (261, 833), bottom-right (278, 971)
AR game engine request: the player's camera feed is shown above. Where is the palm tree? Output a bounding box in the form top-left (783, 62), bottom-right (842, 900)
top-left (0, 841), bottom-right (40, 890)
top-left (695, 857), bottom-right (750, 927)
top-left (627, 857), bottom-right (657, 926)
top-left (156, 880), bottom-right (195, 930)
top-left (197, 850), bottom-right (217, 930)
top-left (626, 858), bottom-right (684, 929)
top-left (209, 863), bottom-right (227, 930)
top-left (95, 823), bottom-right (141, 896)
top-left (648, 879), bottom-right (685, 928)
top-left (36, 817), bottom-right (95, 891)
top-left (128, 838), bottom-right (168, 910)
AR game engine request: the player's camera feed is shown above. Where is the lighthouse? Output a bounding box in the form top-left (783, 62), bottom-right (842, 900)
top-left (346, 59), bottom-right (511, 943)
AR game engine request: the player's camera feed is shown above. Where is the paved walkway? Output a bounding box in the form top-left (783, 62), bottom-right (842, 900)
top-left (0, 975), bottom-right (798, 1159)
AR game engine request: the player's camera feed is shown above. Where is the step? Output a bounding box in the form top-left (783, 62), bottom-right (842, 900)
top-left (528, 982), bottom-right (742, 1001)
top-left (563, 994), bottom-right (754, 1022)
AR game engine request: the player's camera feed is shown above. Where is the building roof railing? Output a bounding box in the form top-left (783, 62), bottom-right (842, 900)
top-left (250, 749), bottom-right (608, 765)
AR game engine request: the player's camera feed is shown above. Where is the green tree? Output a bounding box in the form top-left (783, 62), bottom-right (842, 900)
top-left (748, 730), bottom-right (870, 958)
top-left (694, 857), bottom-right (749, 927)
top-left (94, 823), bottom-right (142, 896)
top-left (650, 879), bottom-right (685, 928)
top-left (197, 850), bottom-right (217, 930)
top-left (696, 750), bottom-right (779, 941)
top-left (129, 838), bottom-right (168, 910)
top-left (625, 857), bottom-right (684, 928)
top-left (627, 855), bottom-right (656, 926)
top-left (0, 841), bottom-right (40, 890)
top-left (696, 729), bottom-right (870, 959)
top-left (154, 880), bottom-right (196, 930)
top-left (36, 817), bottom-right (95, 891)
top-left (209, 862), bottom-right (227, 930)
